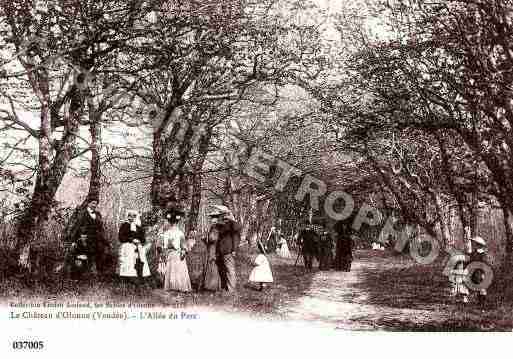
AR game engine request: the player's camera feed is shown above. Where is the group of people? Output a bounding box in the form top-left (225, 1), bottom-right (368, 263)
top-left (199, 204), bottom-right (241, 292)
top-left (66, 199), bottom-right (273, 293)
top-left (65, 197), bottom-right (492, 307)
top-left (294, 219), bottom-right (354, 272)
top-left (156, 203), bottom-right (273, 292)
top-left (264, 226), bottom-right (292, 259)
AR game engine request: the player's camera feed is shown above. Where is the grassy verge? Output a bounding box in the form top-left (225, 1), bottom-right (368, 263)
top-left (0, 245), bottom-right (312, 320)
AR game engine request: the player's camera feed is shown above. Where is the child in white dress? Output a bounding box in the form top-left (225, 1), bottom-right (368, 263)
top-left (248, 241), bottom-right (273, 291)
top-left (449, 255), bottom-right (470, 303)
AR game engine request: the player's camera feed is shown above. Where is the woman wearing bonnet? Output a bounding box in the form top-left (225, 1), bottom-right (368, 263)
top-left (118, 210), bottom-right (151, 283)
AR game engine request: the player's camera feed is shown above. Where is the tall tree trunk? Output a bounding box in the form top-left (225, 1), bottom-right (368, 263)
top-left (151, 131), bottom-right (167, 207)
top-left (186, 171), bottom-right (202, 236)
top-left (431, 190), bottom-right (450, 249)
top-left (17, 86), bottom-right (82, 270)
top-left (16, 72), bottom-right (52, 258)
top-left (502, 207), bottom-right (513, 264)
top-left (498, 196), bottom-right (513, 268)
top-left (151, 105), bottom-right (197, 209)
top-left (436, 132), bottom-right (472, 251)
top-left (87, 112), bottom-right (102, 202)
top-left (489, 192), bottom-right (513, 294)
top-left (241, 191), bottom-right (258, 245)
top-left (63, 111), bottom-right (102, 244)
top-left (185, 126), bottom-right (212, 236)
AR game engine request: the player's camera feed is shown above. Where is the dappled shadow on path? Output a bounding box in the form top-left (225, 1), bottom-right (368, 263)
top-left (353, 253), bottom-right (450, 311)
top-left (270, 250), bottom-right (512, 331)
top-left (353, 251), bottom-right (512, 331)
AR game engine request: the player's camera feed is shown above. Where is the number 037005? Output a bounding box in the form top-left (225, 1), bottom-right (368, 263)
top-left (11, 340), bottom-right (45, 350)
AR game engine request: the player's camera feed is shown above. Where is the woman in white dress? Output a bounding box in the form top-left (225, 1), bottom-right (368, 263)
top-left (248, 241), bottom-right (273, 291)
top-left (118, 210), bottom-right (151, 283)
top-left (157, 209), bottom-right (192, 292)
top-left (276, 235), bottom-right (292, 258)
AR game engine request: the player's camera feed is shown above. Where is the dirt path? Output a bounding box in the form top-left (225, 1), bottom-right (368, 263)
top-left (273, 250), bottom-right (501, 331)
top-left (6, 248), bottom-right (504, 331)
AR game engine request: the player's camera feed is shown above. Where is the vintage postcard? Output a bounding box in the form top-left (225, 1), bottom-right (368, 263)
top-left (1, 0), bottom-right (512, 357)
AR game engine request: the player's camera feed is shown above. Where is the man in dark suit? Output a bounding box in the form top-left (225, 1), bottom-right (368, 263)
top-left (297, 225), bottom-right (319, 271)
top-left (75, 199), bottom-right (108, 276)
top-left (209, 205), bottom-right (241, 293)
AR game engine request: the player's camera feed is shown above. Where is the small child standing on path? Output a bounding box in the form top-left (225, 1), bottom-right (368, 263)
top-left (449, 256), bottom-right (470, 303)
top-left (248, 240), bottom-right (273, 291)
top-left (448, 236), bottom-right (491, 306)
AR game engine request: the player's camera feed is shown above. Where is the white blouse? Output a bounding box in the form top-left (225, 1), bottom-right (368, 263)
top-left (160, 227), bottom-right (184, 251)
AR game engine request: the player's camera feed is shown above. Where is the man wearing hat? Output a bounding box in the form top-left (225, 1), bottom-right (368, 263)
top-left (71, 198), bottom-right (109, 277)
top-left (297, 222), bottom-right (319, 271)
top-left (208, 205), bottom-right (241, 293)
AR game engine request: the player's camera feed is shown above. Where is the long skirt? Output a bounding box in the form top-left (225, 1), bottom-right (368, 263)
top-left (336, 256), bottom-right (352, 272)
top-left (203, 257), bottom-right (221, 291)
top-left (118, 243), bottom-right (151, 278)
top-left (217, 254), bottom-right (236, 292)
top-left (319, 248), bottom-right (333, 271)
top-left (277, 242), bottom-right (292, 258)
top-left (164, 250), bottom-right (192, 292)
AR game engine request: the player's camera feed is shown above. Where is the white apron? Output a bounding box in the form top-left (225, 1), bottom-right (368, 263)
top-left (118, 243), bottom-right (151, 277)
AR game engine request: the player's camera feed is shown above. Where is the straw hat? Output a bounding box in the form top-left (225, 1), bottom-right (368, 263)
top-left (471, 236), bottom-right (487, 247)
top-left (208, 204), bottom-right (233, 218)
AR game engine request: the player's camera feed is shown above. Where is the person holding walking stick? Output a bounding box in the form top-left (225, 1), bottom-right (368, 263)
top-left (296, 223), bottom-right (319, 271)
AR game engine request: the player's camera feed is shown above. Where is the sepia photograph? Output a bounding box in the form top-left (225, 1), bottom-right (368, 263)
top-left (0, 0), bottom-right (512, 356)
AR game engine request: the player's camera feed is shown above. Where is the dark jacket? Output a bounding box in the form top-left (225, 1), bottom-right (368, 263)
top-left (214, 220), bottom-right (241, 256)
top-left (118, 222), bottom-right (145, 244)
top-left (336, 237), bottom-right (354, 259)
top-left (72, 237), bottom-right (93, 257)
top-left (76, 209), bottom-right (107, 252)
top-left (334, 219), bottom-right (353, 238)
top-left (298, 229), bottom-right (319, 256)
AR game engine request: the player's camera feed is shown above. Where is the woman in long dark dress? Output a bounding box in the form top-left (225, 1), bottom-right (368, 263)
top-left (334, 219), bottom-right (354, 272)
top-left (335, 236), bottom-right (354, 271)
top-left (202, 221), bottom-right (221, 291)
top-left (318, 231), bottom-right (333, 271)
